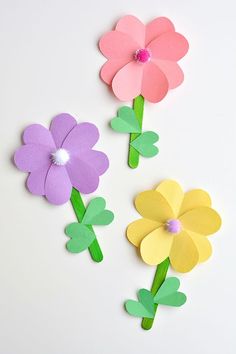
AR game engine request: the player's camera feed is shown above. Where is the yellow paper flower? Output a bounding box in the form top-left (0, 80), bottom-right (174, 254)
top-left (127, 180), bottom-right (221, 272)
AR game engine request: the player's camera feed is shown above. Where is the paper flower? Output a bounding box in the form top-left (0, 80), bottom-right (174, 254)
top-left (99, 15), bottom-right (189, 168)
top-left (14, 113), bottom-right (113, 262)
top-left (14, 113), bottom-right (109, 205)
top-left (99, 15), bottom-right (189, 103)
top-left (125, 180), bottom-right (221, 330)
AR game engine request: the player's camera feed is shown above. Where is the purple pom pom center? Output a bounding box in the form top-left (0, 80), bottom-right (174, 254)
top-left (134, 48), bottom-right (151, 63)
top-left (166, 219), bottom-right (182, 234)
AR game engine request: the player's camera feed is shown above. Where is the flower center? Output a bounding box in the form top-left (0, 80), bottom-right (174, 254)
top-left (51, 148), bottom-right (70, 166)
top-left (166, 219), bottom-right (182, 234)
top-left (134, 48), bottom-right (151, 63)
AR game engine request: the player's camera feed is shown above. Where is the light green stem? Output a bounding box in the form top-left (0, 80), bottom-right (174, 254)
top-left (141, 258), bottom-right (170, 330)
top-left (128, 95), bottom-right (145, 168)
top-left (70, 187), bottom-right (103, 262)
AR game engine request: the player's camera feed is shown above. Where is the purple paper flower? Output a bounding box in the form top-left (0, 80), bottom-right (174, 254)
top-left (14, 113), bottom-right (109, 205)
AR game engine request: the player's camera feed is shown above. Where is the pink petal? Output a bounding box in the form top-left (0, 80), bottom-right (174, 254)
top-left (112, 61), bottom-right (143, 101)
top-left (148, 32), bottom-right (189, 61)
top-left (14, 144), bottom-right (51, 172)
top-left (66, 157), bottom-right (99, 194)
top-left (116, 15), bottom-right (145, 47)
top-left (100, 59), bottom-right (131, 85)
top-left (62, 123), bottom-right (99, 154)
top-left (99, 31), bottom-right (138, 60)
top-left (78, 150), bottom-right (109, 176)
top-left (50, 113), bottom-right (77, 148)
top-left (141, 62), bottom-right (169, 103)
top-left (27, 163), bottom-right (51, 195)
top-left (23, 124), bottom-right (55, 148)
top-left (145, 17), bottom-right (175, 46)
top-left (154, 59), bottom-right (184, 88)
top-left (45, 165), bottom-right (72, 205)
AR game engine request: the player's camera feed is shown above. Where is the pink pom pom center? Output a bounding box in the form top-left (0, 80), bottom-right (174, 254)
top-left (166, 219), bottom-right (182, 234)
top-left (134, 48), bottom-right (151, 63)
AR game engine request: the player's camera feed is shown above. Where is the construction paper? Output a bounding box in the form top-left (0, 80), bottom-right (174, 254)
top-left (125, 289), bottom-right (155, 318)
top-left (130, 131), bottom-right (159, 157)
top-left (179, 207), bottom-right (222, 235)
top-left (111, 106), bottom-right (141, 133)
top-left (127, 180), bottom-right (222, 272)
top-left (99, 15), bottom-right (189, 102)
top-left (70, 188), bottom-right (103, 262)
top-left (140, 227), bottom-right (173, 265)
top-left (154, 277), bottom-right (186, 307)
top-left (128, 95), bottom-right (144, 169)
top-left (127, 218), bottom-right (161, 247)
top-left (14, 114), bottom-right (109, 205)
top-left (65, 223), bottom-right (95, 253)
top-left (82, 197), bottom-right (114, 225)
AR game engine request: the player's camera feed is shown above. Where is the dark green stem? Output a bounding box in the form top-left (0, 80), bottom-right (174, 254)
top-left (128, 95), bottom-right (145, 168)
top-left (141, 258), bottom-right (170, 330)
top-left (70, 187), bottom-right (103, 262)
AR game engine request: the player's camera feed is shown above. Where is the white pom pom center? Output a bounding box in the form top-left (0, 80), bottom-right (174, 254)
top-left (51, 148), bottom-right (70, 166)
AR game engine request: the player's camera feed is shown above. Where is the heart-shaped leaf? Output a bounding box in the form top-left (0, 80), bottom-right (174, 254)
top-left (155, 292), bottom-right (187, 307)
top-left (130, 131), bottom-right (159, 157)
top-left (125, 289), bottom-right (155, 318)
top-left (111, 106), bottom-right (141, 133)
top-left (65, 223), bottom-right (95, 253)
top-left (154, 277), bottom-right (187, 307)
top-left (82, 197), bottom-right (114, 225)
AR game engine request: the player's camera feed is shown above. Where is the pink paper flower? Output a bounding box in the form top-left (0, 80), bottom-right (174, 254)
top-left (14, 113), bottom-right (109, 205)
top-left (99, 15), bottom-right (189, 103)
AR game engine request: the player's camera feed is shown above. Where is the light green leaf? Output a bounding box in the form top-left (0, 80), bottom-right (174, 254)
top-left (111, 106), bottom-right (141, 133)
top-left (82, 197), bottom-right (114, 225)
top-left (65, 223), bottom-right (95, 253)
top-left (130, 131), bottom-right (159, 157)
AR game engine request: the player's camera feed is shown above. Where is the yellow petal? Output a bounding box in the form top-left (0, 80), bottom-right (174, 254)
top-left (179, 206), bottom-right (221, 235)
top-left (127, 218), bottom-right (161, 247)
top-left (188, 231), bottom-right (212, 263)
top-left (135, 190), bottom-right (174, 223)
top-left (156, 180), bottom-right (184, 217)
top-left (140, 226), bottom-right (173, 265)
top-left (179, 189), bottom-right (211, 216)
top-left (169, 231), bottom-right (199, 272)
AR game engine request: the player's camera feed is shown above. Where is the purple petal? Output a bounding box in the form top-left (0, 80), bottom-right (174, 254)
top-left (66, 156), bottom-right (99, 194)
top-left (62, 123), bottom-right (99, 154)
top-left (23, 124), bottom-right (55, 148)
top-left (14, 144), bottom-right (51, 172)
top-left (45, 165), bottom-right (72, 205)
top-left (27, 163), bottom-right (51, 195)
top-left (78, 150), bottom-right (109, 176)
top-left (50, 113), bottom-right (77, 148)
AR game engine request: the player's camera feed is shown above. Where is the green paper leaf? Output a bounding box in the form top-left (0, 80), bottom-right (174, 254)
top-left (65, 223), bottom-right (95, 253)
top-left (154, 277), bottom-right (187, 307)
top-left (111, 106), bottom-right (141, 133)
top-left (154, 277), bottom-right (180, 301)
top-left (130, 131), bottom-right (159, 157)
top-left (125, 300), bottom-right (154, 318)
top-left (82, 197), bottom-right (114, 226)
top-left (125, 289), bottom-right (155, 318)
top-left (156, 292), bottom-right (187, 307)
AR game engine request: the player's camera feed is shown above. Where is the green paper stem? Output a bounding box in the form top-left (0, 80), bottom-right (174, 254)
top-left (141, 258), bottom-right (170, 330)
top-left (128, 95), bottom-right (145, 168)
top-left (70, 188), bottom-right (103, 263)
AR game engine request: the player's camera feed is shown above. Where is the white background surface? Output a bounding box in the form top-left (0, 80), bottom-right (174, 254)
top-left (0, 0), bottom-right (235, 353)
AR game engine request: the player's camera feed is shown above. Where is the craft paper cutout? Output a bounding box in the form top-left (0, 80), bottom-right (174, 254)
top-left (111, 106), bottom-right (141, 133)
top-left (125, 277), bottom-right (186, 318)
top-left (14, 114), bottom-right (114, 263)
top-left (125, 180), bottom-right (221, 330)
top-left (81, 197), bottom-right (114, 225)
top-left (130, 131), bottom-right (159, 157)
top-left (65, 223), bottom-right (96, 253)
top-left (99, 15), bottom-right (189, 168)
